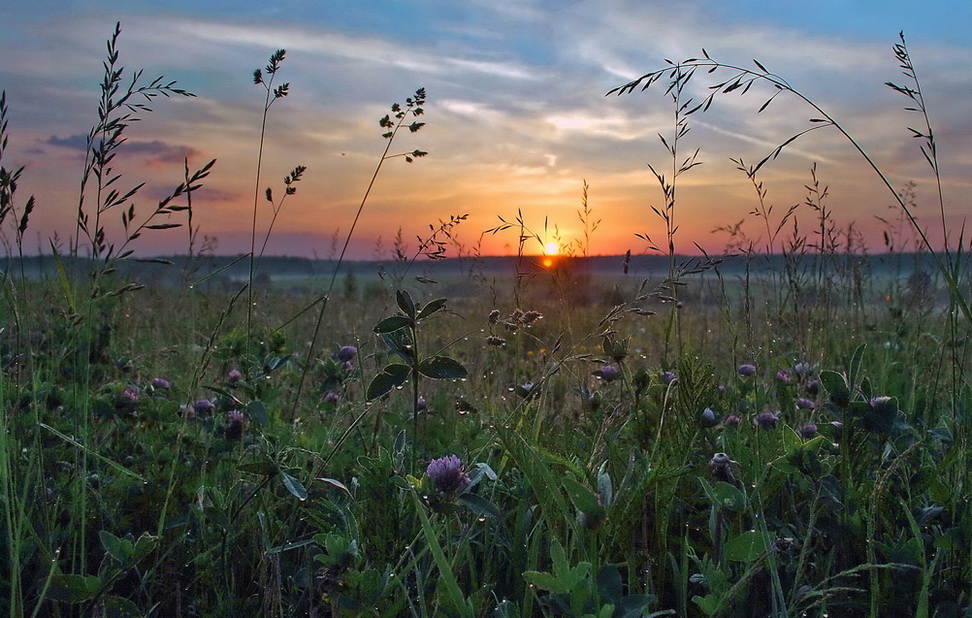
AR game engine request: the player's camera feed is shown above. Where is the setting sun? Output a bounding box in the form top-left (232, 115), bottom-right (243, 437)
top-left (544, 241), bottom-right (560, 255)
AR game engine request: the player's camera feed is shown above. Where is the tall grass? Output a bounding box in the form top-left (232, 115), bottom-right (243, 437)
top-left (0, 26), bottom-right (970, 617)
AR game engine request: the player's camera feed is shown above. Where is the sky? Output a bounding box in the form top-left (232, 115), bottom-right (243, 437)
top-left (2, 0), bottom-right (971, 259)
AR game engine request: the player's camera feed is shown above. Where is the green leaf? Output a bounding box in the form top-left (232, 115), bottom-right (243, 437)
top-left (417, 355), bottom-right (468, 380)
top-left (699, 479), bottom-right (746, 512)
top-left (102, 595), bottom-right (143, 617)
top-left (396, 289), bottom-right (416, 318)
top-left (100, 530), bottom-right (134, 564)
top-left (131, 532), bottom-right (158, 563)
top-left (374, 314), bottom-right (412, 334)
top-left (725, 530), bottom-right (769, 562)
top-left (416, 298), bottom-right (448, 320)
top-left (245, 400), bottom-right (269, 426)
top-left (595, 564), bottom-right (622, 604)
top-left (458, 493), bottom-right (501, 518)
top-left (367, 363), bottom-right (411, 400)
top-left (48, 574), bottom-right (101, 603)
top-left (563, 476), bottom-right (600, 515)
top-left (692, 593), bottom-right (720, 615)
top-left (280, 471), bottom-right (308, 501)
top-left (819, 370), bottom-right (850, 406)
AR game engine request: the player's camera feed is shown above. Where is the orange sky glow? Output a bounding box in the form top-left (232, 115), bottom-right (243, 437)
top-left (2, 2), bottom-right (971, 260)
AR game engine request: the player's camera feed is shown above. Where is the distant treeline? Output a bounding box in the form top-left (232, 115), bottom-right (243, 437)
top-left (0, 251), bottom-right (948, 288)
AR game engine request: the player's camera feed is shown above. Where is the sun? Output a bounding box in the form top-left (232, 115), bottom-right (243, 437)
top-left (544, 241), bottom-right (560, 255)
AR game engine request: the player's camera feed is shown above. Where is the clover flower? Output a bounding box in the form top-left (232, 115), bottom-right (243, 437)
top-left (776, 370), bottom-right (792, 385)
top-left (323, 391), bottom-right (341, 404)
top-left (756, 411), bottom-right (780, 430)
top-left (795, 397), bottom-right (816, 410)
top-left (799, 423), bottom-right (818, 439)
top-left (151, 377), bottom-right (171, 389)
top-left (723, 414), bottom-right (742, 428)
top-left (193, 399), bottom-right (215, 416)
top-left (737, 363), bottom-right (756, 377)
top-left (337, 345), bottom-right (357, 362)
top-left (426, 455), bottom-right (471, 494)
top-left (700, 407), bottom-right (720, 428)
top-left (597, 365), bottom-right (619, 382)
top-left (416, 396), bottom-right (428, 411)
top-left (225, 409), bottom-right (245, 440)
top-left (793, 362), bottom-right (814, 379)
top-left (661, 371), bottom-right (676, 385)
top-left (709, 452), bottom-right (739, 483)
top-left (227, 369), bottom-right (243, 385)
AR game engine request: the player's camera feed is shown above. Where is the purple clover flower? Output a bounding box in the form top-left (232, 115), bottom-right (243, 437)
top-left (193, 399), bottom-right (215, 416)
top-left (151, 377), bottom-right (170, 389)
top-left (795, 397), bottom-right (816, 410)
top-left (337, 345), bottom-right (357, 362)
top-left (723, 414), bottom-right (742, 428)
top-left (737, 363), bottom-right (757, 377)
top-left (807, 379), bottom-right (820, 396)
top-left (660, 371), bottom-right (676, 385)
top-left (323, 391), bottom-right (341, 404)
top-left (225, 410), bottom-right (245, 440)
top-left (598, 365), bottom-right (619, 382)
top-left (416, 396), bottom-right (428, 411)
top-left (427, 455), bottom-right (471, 494)
top-left (700, 407), bottom-right (719, 428)
top-left (799, 423), bottom-right (818, 439)
top-left (776, 370), bottom-right (792, 385)
top-left (756, 411), bottom-right (781, 430)
top-left (227, 369), bottom-right (243, 385)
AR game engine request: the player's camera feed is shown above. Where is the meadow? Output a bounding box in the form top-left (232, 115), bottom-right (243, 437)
top-left (1, 25), bottom-right (971, 617)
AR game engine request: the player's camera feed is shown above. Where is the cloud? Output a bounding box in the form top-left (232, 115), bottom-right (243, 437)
top-left (45, 134), bottom-right (201, 164)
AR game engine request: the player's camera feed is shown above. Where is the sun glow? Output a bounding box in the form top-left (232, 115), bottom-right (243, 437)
top-left (544, 241), bottom-right (559, 255)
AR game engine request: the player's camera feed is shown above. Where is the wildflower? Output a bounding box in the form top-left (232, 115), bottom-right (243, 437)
top-left (596, 365), bottom-right (620, 382)
top-left (115, 389), bottom-right (138, 412)
top-left (723, 414), bottom-right (742, 428)
top-left (516, 382), bottom-right (536, 398)
top-left (867, 396), bottom-right (898, 433)
top-left (225, 409), bottom-right (245, 440)
top-left (756, 411), bottom-right (780, 430)
top-left (323, 391), bottom-right (341, 404)
top-left (793, 362), bottom-right (814, 379)
top-left (180, 403), bottom-right (196, 419)
top-left (737, 363), bottom-right (756, 377)
top-left (227, 369), bottom-right (243, 385)
top-left (795, 397), bottom-right (815, 410)
top-left (799, 423), bottom-right (818, 439)
top-left (193, 399), bottom-right (215, 416)
top-left (426, 455), bottom-right (471, 494)
top-left (341, 361), bottom-right (354, 373)
top-left (709, 452), bottom-right (739, 483)
top-left (806, 379), bottom-right (820, 396)
top-left (660, 371), bottom-right (676, 385)
top-left (151, 377), bottom-right (171, 389)
top-left (337, 345), bottom-right (357, 362)
top-left (870, 396), bottom-right (895, 414)
top-left (700, 407), bottom-right (719, 428)
top-left (776, 370), bottom-right (791, 385)
top-left (416, 396), bottom-right (428, 411)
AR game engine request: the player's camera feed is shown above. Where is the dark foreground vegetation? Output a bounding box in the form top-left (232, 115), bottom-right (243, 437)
top-left (1, 22), bottom-right (971, 618)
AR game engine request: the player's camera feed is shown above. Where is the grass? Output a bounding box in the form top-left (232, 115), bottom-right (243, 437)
top-left (1, 23), bottom-right (971, 618)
